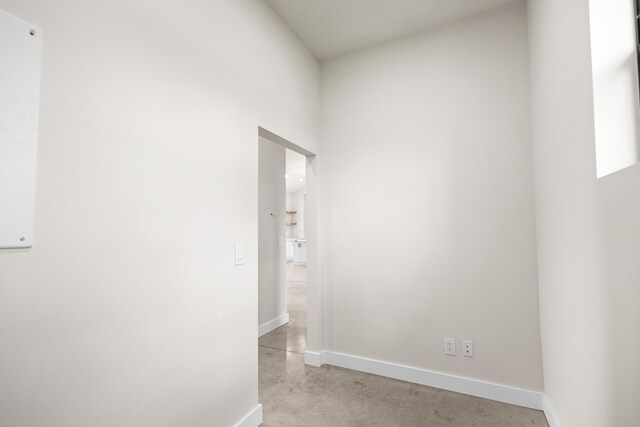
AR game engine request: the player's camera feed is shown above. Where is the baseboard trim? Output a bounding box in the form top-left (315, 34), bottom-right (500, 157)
top-left (543, 395), bottom-right (562, 427)
top-left (258, 313), bottom-right (289, 337)
top-left (304, 350), bottom-right (325, 367)
top-left (232, 404), bottom-right (262, 427)
top-left (304, 350), bottom-right (543, 410)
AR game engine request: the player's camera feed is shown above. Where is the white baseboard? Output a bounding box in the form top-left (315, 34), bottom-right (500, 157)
top-left (258, 313), bottom-right (289, 337)
top-left (543, 395), bottom-right (562, 427)
top-left (304, 350), bottom-right (324, 367)
top-left (304, 350), bottom-right (543, 411)
top-left (232, 404), bottom-right (262, 427)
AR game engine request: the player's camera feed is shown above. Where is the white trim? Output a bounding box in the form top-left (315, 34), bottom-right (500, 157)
top-left (304, 350), bottom-right (543, 410)
top-left (258, 313), bottom-right (289, 337)
top-left (304, 350), bottom-right (325, 367)
top-left (543, 395), bottom-right (563, 427)
top-left (232, 404), bottom-right (262, 427)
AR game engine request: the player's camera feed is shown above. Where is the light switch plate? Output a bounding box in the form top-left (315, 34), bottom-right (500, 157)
top-left (235, 243), bottom-right (245, 266)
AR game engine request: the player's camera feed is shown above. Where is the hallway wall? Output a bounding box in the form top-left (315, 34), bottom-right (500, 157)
top-left (319, 2), bottom-right (544, 391)
top-left (258, 137), bottom-right (287, 328)
top-left (0, 1), bottom-right (318, 426)
top-left (528, 0), bottom-right (640, 425)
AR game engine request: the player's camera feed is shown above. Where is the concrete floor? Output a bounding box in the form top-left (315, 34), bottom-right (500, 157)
top-left (258, 264), bottom-right (548, 427)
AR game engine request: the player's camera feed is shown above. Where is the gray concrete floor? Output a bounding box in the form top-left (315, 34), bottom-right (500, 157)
top-left (258, 264), bottom-right (548, 427)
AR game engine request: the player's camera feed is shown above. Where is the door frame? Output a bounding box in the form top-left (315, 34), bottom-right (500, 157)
top-left (258, 127), bottom-right (322, 357)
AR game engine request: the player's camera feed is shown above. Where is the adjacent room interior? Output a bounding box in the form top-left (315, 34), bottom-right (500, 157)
top-left (258, 139), bottom-right (308, 350)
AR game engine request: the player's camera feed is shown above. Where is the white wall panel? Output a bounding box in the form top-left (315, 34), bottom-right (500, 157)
top-left (0, 10), bottom-right (42, 248)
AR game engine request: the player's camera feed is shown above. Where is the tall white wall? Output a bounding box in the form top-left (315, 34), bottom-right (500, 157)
top-left (258, 137), bottom-right (287, 327)
top-left (319, 2), bottom-right (543, 391)
top-left (0, 1), bottom-right (318, 426)
top-left (528, 0), bottom-right (640, 425)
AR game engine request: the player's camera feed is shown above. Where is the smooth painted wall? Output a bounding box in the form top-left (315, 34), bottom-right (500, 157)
top-left (319, 2), bottom-right (544, 391)
top-left (258, 137), bottom-right (287, 327)
top-left (528, 0), bottom-right (640, 425)
top-left (0, 1), bottom-right (318, 426)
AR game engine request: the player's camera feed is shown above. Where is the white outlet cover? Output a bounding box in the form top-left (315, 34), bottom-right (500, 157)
top-left (444, 337), bottom-right (456, 356)
top-left (462, 340), bottom-right (473, 357)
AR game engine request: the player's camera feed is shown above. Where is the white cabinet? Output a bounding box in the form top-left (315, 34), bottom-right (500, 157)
top-left (286, 239), bottom-right (295, 260)
top-left (293, 239), bottom-right (307, 265)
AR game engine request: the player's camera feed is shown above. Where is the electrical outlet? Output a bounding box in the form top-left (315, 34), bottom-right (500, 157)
top-left (444, 337), bottom-right (456, 356)
top-left (462, 340), bottom-right (473, 357)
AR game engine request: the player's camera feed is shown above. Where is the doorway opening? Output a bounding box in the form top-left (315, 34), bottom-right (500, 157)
top-left (259, 147), bottom-right (307, 352)
top-left (257, 127), bottom-right (319, 423)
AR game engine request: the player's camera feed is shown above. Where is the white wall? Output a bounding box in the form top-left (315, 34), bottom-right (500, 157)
top-left (319, 2), bottom-right (544, 391)
top-left (259, 137), bottom-right (286, 327)
top-left (0, 1), bottom-right (318, 426)
top-left (528, 0), bottom-right (640, 425)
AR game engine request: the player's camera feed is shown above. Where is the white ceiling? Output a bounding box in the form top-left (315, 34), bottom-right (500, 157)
top-left (266, 0), bottom-right (522, 60)
top-left (286, 149), bottom-right (306, 193)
